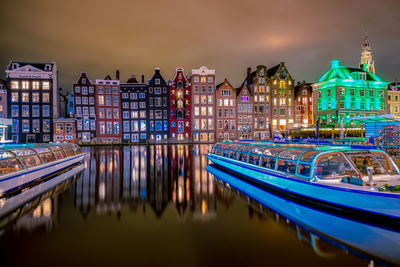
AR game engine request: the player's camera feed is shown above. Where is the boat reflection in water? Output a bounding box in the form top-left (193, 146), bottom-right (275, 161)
top-left (0, 164), bottom-right (84, 234)
top-left (207, 164), bottom-right (400, 266)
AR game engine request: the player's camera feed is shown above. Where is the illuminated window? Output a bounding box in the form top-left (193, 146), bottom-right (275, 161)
top-left (32, 81), bottom-right (39, 89)
top-left (279, 80), bottom-right (286, 88)
top-left (32, 93), bottom-right (39, 102)
top-left (201, 77), bottom-right (206, 83)
top-left (43, 81), bottom-right (50, 89)
top-left (201, 107), bottom-right (206, 116)
top-left (98, 95), bottom-right (105, 105)
top-left (11, 81), bottom-right (19, 89)
top-left (43, 93), bottom-right (50, 102)
top-left (11, 92), bottom-right (18, 102)
top-left (22, 81), bottom-right (29, 89)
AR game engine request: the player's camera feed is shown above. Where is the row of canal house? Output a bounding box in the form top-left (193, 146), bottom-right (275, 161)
top-left (3, 38), bottom-right (388, 145)
top-left (72, 63), bottom-right (312, 144)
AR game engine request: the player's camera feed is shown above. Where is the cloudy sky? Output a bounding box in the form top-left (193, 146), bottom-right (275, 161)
top-left (1, 0), bottom-right (399, 92)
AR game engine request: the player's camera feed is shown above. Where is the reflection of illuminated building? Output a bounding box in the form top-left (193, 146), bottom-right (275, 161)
top-left (147, 145), bottom-right (170, 217)
top-left (192, 145), bottom-right (216, 221)
top-left (170, 145), bottom-right (192, 217)
top-left (13, 197), bottom-right (58, 232)
top-left (73, 146), bottom-right (149, 217)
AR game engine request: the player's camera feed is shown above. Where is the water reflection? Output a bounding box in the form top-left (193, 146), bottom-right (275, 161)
top-left (0, 145), bottom-right (387, 266)
top-left (72, 145), bottom-right (216, 221)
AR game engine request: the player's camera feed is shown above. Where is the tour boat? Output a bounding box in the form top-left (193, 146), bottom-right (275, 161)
top-left (0, 143), bottom-right (84, 195)
top-left (206, 142), bottom-right (400, 225)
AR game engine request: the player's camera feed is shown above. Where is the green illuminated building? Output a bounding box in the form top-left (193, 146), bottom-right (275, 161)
top-left (312, 60), bottom-right (388, 127)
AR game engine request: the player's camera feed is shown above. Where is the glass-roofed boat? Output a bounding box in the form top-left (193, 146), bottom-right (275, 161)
top-left (207, 142), bottom-right (400, 223)
top-left (0, 143), bottom-right (84, 195)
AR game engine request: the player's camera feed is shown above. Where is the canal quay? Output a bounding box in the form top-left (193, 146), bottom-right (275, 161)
top-left (0, 145), bottom-right (399, 267)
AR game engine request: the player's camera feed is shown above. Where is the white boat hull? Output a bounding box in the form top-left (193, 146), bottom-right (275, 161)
top-left (207, 153), bottom-right (400, 220)
top-left (0, 154), bottom-right (85, 195)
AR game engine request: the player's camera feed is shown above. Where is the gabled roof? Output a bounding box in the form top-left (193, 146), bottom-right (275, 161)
top-left (7, 61), bottom-right (55, 71)
top-left (126, 75), bottom-right (139, 83)
top-left (267, 64), bottom-right (280, 77)
top-left (104, 75), bottom-right (112, 80)
top-left (317, 60), bottom-right (386, 83)
top-left (216, 78), bottom-right (235, 91)
top-left (294, 82), bottom-right (313, 96)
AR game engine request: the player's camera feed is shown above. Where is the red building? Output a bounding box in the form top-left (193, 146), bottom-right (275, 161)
top-left (294, 81), bottom-right (313, 128)
top-left (169, 68), bottom-right (191, 142)
top-left (95, 75), bottom-right (121, 143)
top-left (54, 118), bottom-right (76, 143)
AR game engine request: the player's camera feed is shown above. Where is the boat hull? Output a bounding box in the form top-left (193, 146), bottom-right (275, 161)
top-left (0, 154), bottom-right (85, 195)
top-left (206, 153), bottom-right (400, 223)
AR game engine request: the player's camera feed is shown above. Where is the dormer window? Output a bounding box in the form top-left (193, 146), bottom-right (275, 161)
top-left (12, 63), bottom-right (19, 69)
top-left (155, 79), bottom-right (160, 85)
top-left (82, 78), bottom-right (86, 84)
top-left (260, 69), bottom-right (264, 76)
top-left (45, 64), bottom-right (51, 71)
top-left (352, 72), bottom-right (366, 80)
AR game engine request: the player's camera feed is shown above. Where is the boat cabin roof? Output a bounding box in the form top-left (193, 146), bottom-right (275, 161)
top-left (0, 143), bottom-right (82, 176)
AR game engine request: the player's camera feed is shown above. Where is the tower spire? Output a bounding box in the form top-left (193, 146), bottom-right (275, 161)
top-left (359, 30), bottom-right (375, 74)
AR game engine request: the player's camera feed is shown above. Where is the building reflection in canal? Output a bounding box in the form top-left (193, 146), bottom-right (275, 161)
top-left (72, 145), bottom-right (216, 220)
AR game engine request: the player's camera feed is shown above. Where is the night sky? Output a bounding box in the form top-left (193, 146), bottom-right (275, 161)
top-left (1, 0), bottom-right (399, 92)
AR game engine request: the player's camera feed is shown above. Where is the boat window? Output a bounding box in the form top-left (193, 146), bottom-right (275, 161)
top-left (242, 152), bottom-right (249, 163)
top-left (72, 145), bottom-right (82, 154)
top-left (65, 146), bottom-right (75, 157)
top-left (230, 150), bottom-right (237, 159)
top-left (298, 164), bottom-right (311, 177)
top-left (0, 151), bottom-right (15, 160)
top-left (223, 149), bottom-right (230, 157)
top-left (276, 160), bottom-right (297, 174)
top-left (262, 148), bottom-right (281, 157)
top-left (40, 152), bottom-right (56, 164)
top-left (33, 147), bottom-right (51, 154)
top-left (216, 148), bottom-right (223, 156)
top-left (300, 151), bottom-right (320, 162)
top-left (49, 145), bottom-right (63, 152)
top-left (371, 152), bottom-right (399, 175)
top-left (248, 154), bottom-right (260, 165)
top-left (261, 157), bottom-right (276, 169)
top-left (237, 152), bottom-right (243, 161)
top-left (10, 149), bottom-right (35, 157)
top-left (0, 158), bottom-right (23, 175)
top-left (315, 153), bottom-right (358, 179)
top-left (279, 150), bottom-right (304, 160)
top-left (347, 153), bottom-right (388, 176)
top-left (20, 155), bottom-right (42, 168)
top-left (54, 151), bottom-right (65, 160)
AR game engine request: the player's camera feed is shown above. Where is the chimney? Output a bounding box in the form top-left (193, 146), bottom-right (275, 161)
top-left (247, 67), bottom-right (251, 84)
top-left (141, 73), bottom-right (144, 83)
top-left (116, 70), bottom-right (120, 80)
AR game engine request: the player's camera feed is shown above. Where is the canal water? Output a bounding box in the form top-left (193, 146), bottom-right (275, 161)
top-left (0, 145), bottom-right (396, 266)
